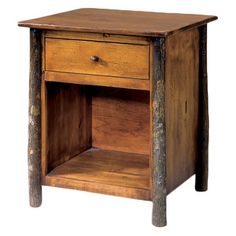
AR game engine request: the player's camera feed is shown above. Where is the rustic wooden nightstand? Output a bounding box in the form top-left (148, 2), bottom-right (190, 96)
top-left (18, 8), bottom-right (217, 226)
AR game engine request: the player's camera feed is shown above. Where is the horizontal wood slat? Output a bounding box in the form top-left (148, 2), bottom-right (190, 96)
top-left (45, 31), bottom-right (150, 45)
top-left (44, 71), bottom-right (150, 90)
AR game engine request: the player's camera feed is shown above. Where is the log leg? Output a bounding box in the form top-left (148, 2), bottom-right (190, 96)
top-left (195, 25), bottom-right (209, 191)
top-left (151, 38), bottom-right (167, 227)
top-left (28, 29), bottom-right (42, 207)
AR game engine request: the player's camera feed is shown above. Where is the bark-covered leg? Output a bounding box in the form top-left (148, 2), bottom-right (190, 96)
top-left (195, 25), bottom-right (209, 192)
top-left (152, 37), bottom-right (167, 227)
top-left (28, 29), bottom-right (42, 207)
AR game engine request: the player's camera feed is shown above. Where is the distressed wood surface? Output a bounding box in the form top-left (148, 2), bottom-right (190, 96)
top-left (45, 30), bottom-right (150, 45)
top-left (46, 83), bottom-right (92, 172)
top-left (28, 29), bottom-right (42, 207)
top-left (46, 148), bottom-right (150, 200)
top-left (18, 8), bottom-right (217, 37)
top-left (45, 38), bottom-right (149, 80)
top-left (151, 37), bottom-right (167, 227)
top-left (165, 28), bottom-right (199, 193)
top-left (92, 87), bottom-right (150, 155)
top-left (196, 25), bottom-right (209, 191)
top-left (44, 71), bottom-right (150, 91)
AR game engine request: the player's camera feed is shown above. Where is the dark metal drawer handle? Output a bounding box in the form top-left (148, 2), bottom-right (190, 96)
top-left (90, 55), bottom-right (100, 62)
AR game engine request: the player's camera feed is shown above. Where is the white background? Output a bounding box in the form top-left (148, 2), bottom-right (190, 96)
top-left (1, 1), bottom-right (235, 235)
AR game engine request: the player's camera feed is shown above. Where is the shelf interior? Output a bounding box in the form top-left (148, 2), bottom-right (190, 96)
top-left (44, 83), bottom-right (151, 200)
top-left (47, 148), bottom-right (150, 194)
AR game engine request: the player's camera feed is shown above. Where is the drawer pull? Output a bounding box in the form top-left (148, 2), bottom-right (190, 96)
top-left (90, 55), bottom-right (100, 62)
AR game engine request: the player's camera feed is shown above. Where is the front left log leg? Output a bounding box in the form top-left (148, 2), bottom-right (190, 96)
top-left (28, 29), bottom-right (42, 207)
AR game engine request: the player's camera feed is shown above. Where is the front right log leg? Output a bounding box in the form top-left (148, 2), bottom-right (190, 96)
top-left (151, 37), bottom-right (167, 227)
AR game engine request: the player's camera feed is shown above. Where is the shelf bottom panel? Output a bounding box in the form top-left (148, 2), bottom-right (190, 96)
top-left (44, 148), bottom-right (151, 200)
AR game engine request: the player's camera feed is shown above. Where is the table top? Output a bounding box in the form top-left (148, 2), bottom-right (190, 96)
top-left (18, 8), bottom-right (217, 37)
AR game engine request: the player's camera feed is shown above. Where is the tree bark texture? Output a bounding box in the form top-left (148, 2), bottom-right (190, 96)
top-left (28, 28), bottom-right (42, 207)
top-left (152, 37), bottom-right (167, 227)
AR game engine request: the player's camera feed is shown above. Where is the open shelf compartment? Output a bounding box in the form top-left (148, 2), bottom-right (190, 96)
top-left (42, 82), bottom-right (151, 200)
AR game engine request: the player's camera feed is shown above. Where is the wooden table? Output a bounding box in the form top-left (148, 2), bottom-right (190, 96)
top-left (18, 8), bottom-right (217, 226)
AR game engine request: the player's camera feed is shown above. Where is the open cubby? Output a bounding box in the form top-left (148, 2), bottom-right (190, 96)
top-left (44, 82), bottom-right (151, 200)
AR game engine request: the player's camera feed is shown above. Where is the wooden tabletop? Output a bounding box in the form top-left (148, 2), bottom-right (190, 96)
top-left (18, 8), bottom-right (217, 37)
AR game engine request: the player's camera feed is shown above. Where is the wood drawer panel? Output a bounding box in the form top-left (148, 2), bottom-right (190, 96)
top-left (45, 38), bottom-right (149, 80)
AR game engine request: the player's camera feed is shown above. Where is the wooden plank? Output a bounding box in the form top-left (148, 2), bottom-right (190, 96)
top-left (28, 29), bottom-right (42, 207)
top-left (45, 30), bottom-right (150, 45)
top-left (45, 148), bottom-right (151, 200)
top-left (92, 87), bottom-right (150, 154)
top-left (18, 8), bottom-right (217, 37)
top-left (46, 82), bottom-right (92, 172)
top-left (44, 71), bottom-right (150, 91)
top-left (151, 37), bottom-right (167, 227)
top-left (195, 25), bottom-right (209, 191)
top-left (165, 28), bottom-right (199, 193)
top-left (45, 176), bottom-right (150, 201)
top-left (45, 38), bottom-right (149, 80)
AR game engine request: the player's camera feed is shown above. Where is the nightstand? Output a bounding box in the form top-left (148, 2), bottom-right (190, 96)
top-left (18, 8), bottom-right (217, 226)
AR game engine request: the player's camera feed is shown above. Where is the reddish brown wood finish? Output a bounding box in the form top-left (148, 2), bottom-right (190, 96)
top-left (92, 87), bottom-right (150, 154)
top-left (46, 83), bottom-right (92, 172)
top-left (19, 8), bottom-right (217, 227)
top-left (45, 148), bottom-right (150, 200)
top-left (45, 38), bottom-right (149, 79)
top-left (18, 8), bottom-right (217, 37)
top-left (165, 28), bottom-right (200, 193)
top-left (44, 71), bottom-right (150, 91)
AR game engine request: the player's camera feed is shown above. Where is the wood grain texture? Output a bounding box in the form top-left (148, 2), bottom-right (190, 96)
top-left (165, 28), bottom-right (199, 193)
top-left (41, 76), bottom-right (47, 179)
top-left (18, 8), bottom-right (217, 37)
top-left (45, 148), bottom-right (150, 200)
top-left (92, 87), bottom-right (150, 154)
top-left (151, 37), bottom-right (167, 227)
top-left (195, 25), bottom-right (209, 191)
top-left (45, 30), bottom-right (150, 45)
top-left (28, 29), bottom-right (42, 207)
top-left (46, 82), bottom-right (92, 172)
top-left (44, 71), bottom-right (150, 91)
top-left (45, 38), bottom-right (149, 80)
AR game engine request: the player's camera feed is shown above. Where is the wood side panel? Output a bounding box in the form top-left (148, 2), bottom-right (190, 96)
top-left (41, 31), bottom-right (47, 179)
top-left (149, 41), bottom-right (154, 198)
top-left (46, 82), bottom-right (92, 172)
top-left (165, 28), bottom-right (199, 193)
top-left (92, 87), bottom-right (150, 154)
top-left (45, 71), bottom-right (150, 91)
top-left (41, 77), bottom-right (47, 179)
top-left (45, 38), bottom-right (149, 80)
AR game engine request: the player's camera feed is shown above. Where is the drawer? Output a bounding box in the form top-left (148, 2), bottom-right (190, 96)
top-left (45, 38), bottom-right (149, 80)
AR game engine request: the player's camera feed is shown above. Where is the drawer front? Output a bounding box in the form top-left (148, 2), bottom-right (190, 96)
top-left (45, 38), bottom-right (149, 80)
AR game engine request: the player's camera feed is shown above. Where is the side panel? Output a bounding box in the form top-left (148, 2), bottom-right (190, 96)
top-left (46, 83), bottom-right (92, 172)
top-left (165, 28), bottom-right (200, 193)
